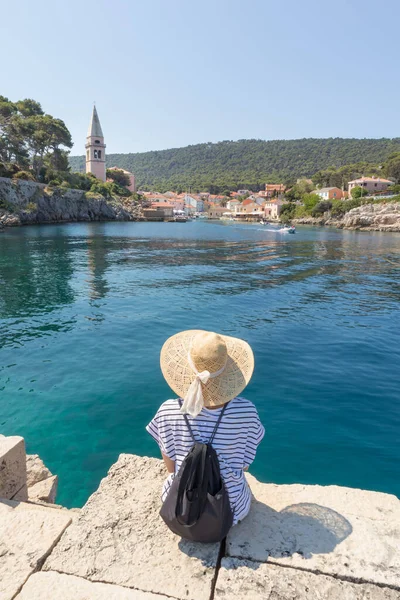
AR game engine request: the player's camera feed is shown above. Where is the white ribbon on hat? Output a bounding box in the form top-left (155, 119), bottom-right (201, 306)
top-left (180, 352), bottom-right (227, 417)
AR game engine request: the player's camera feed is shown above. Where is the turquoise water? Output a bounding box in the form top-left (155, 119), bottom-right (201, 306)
top-left (0, 221), bottom-right (399, 507)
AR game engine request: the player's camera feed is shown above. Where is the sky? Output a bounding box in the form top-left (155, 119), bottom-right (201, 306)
top-left (1, 0), bottom-right (399, 155)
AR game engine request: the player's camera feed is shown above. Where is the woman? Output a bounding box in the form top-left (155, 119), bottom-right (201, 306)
top-left (146, 329), bottom-right (265, 527)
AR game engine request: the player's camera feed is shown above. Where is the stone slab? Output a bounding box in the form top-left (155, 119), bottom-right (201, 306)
top-left (0, 435), bottom-right (27, 500)
top-left (26, 454), bottom-right (52, 488)
top-left (0, 498), bottom-right (72, 600)
top-left (28, 474), bottom-right (58, 503)
top-left (15, 572), bottom-right (170, 600)
top-left (215, 558), bottom-right (400, 600)
top-left (226, 474), bottom-right (400, 587)
top-left (45, 454), bottom-right (219, 600)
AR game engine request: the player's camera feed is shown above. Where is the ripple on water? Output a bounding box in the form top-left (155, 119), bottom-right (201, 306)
top-left (0, 221), bottom-right (399, 507)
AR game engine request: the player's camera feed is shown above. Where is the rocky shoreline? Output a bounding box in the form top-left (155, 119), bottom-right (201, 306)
top-left (292, 202), bottom-right (400, 232)
top-left (0, 177), bottom-right (142, 228)
top-left (1, 434), bottom-right (399, 599)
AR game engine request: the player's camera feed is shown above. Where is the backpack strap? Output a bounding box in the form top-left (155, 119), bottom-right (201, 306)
top-left (208, 403), bottom-right (228, 445)
top-left (178, 399), bottom-right (196, 443)
top-left (178, 398), bottom-right (227, 446)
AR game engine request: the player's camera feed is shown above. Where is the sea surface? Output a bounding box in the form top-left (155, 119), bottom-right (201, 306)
top-left (0, 221), bottom-right (399, 507)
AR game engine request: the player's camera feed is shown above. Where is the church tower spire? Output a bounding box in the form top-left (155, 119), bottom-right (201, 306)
top-left (85, 105), bottom-right (106, 182)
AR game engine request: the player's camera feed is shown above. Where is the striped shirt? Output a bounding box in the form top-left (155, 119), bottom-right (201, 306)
top-left (146, 396), bottom-right (265, 525)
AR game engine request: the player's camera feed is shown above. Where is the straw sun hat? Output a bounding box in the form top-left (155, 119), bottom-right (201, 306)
top-left (160, 330), bottom-right (254, 416)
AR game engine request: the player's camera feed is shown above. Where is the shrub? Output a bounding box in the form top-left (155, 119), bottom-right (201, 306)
top-left (25, 202), bottom-right (37, 212)
top-left (351, 186), bottom-right (368, 199)
top-left (13, 170), bottom-right (35, 181)
top-left (90, 180), bottom-right (130, 198)
top-left (280, 203), bottom-right (296, 218)
top-left (106, 168), bottom-right (131, 188)
top-left (302, 193), bottom-right (320, 212)
top-left (294, 205), bottom-right (308, 218)
top-left (311, 200), bottom-right (332, 216)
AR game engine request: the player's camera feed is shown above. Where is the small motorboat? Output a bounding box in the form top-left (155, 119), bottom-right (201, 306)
top-left (279, 225), bottom-right (296, 234)
top-left (288, 226), bottom-right (296, 234)
top-left (259, 219), bottom-right (269, 225)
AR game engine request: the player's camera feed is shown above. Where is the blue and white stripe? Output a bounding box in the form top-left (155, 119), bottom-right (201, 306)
top-left (146, 396), bottom-right (265, 525)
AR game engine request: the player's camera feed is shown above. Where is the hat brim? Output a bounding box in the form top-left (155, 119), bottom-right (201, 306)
top-left (160, 330), bottom-right (254, 407)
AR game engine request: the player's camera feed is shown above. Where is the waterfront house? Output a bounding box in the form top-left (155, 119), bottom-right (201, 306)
top-left (207, 206), bottom-right (227, 219)
top-left (347, 177), bottom-right (394, 196)
top-left (264, 199), bottom-right (283, 220)
top-left (316, 187), bottom-right (345, 201)
top-left (145, 203), bottom-right (174, 220)
top-left (234, 202), bottom-right (264, 220)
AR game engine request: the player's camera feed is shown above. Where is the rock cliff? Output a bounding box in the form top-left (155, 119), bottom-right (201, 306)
top-left (293, 203), bottom-right (400, 231)
top-left (0, 177), bottom-right (141, 227)
top-left (337, 202), bottom-right (400, 231)
top-left (0, 436), bottom-right (399, 600)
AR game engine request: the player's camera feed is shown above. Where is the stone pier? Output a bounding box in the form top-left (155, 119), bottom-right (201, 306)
top-left (0, 436), bottom-right (399, 599)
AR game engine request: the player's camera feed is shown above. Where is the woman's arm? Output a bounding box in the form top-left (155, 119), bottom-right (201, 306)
top-left (162, 453), bottom-right (175, 474)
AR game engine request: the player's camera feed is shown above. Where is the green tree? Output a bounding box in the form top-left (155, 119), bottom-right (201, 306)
top-left (0, 96), bottom-right (72, 178)
top-left (385, 152), bottom-right (400, 182)
top-left (280, 203), bottom-right (296, 218)
top-left (351, 186), bottom-right (368, 199)
top-left (302, 193), bottom-right (320, 211)
top-left (311, 200), bottom-right (332, 216)
top-left (106, 168), bottom-right (131, 187)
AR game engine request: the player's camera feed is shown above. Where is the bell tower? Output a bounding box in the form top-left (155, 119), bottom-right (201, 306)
top-left (85, 105), bottom-right (106, 182)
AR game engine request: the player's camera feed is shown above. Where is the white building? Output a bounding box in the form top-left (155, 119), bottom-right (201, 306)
top-left (184, 195), bottom-right (205, 212)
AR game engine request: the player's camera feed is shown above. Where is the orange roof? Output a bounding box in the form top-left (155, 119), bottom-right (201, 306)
top-left (242, 198), bottom-right (253, 206)
top-left (349, 177), bottom-right (393, 183)
top-left (265, 184), bottom-right (286, 190)
top-left (151, 202), bottom-right (174, 208)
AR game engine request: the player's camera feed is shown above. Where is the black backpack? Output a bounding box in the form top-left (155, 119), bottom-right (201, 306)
top-left (159, 400), bottom-right (233, 543)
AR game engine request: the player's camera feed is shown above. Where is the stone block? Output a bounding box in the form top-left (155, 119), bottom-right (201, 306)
top-left (45, 454), bottom-right (220, 600)
top-left (12, 484), bottom-right (28, 502)
top-left (226, 474), bottom-right (400, 587)
top-left (28, 475), bottom-right (58, 503)
top-left (0, 498), bottom-right (72, 600)
top-left (15, 572), bottom-right (170, 600)
top-left (0, 435), bottom-right (27, 499)
top-left (215, 558), bottom-right (400, 600)
top-left (26, 454), bottom-right (52, 488)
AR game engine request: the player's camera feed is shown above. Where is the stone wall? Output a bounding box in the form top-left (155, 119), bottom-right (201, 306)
top-left (0, 437), bottom-right (399, 600)
top-left (0, 177), bottom-right (141, 227)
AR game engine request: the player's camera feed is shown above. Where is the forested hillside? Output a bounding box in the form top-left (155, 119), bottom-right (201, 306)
top-left (69, 138), bottom-right (400, 193)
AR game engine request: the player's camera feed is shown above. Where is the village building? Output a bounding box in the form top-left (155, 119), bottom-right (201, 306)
top-left (85, 105), bottom-right (106, 182)
top-left (227, 198), bottom-right (240, 211)
top-left (264, 183), bottom-right (286, 197)
top-left (348, 177), bottom-right (394, 196)
top-left (168, 198), bottom-right (185, 211)
top-left (207, 205), bottom-right (227, 219)
top-left (264, 199), bottom-right (283, 220)
top-left (144, 203), bottom-right (174, 220)
top-left (233, 202), bottom-right (265, 220)
top-left (316, 187), bottom-right (345, 201)
top-left (184, 194), bottom-right (205, 212)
